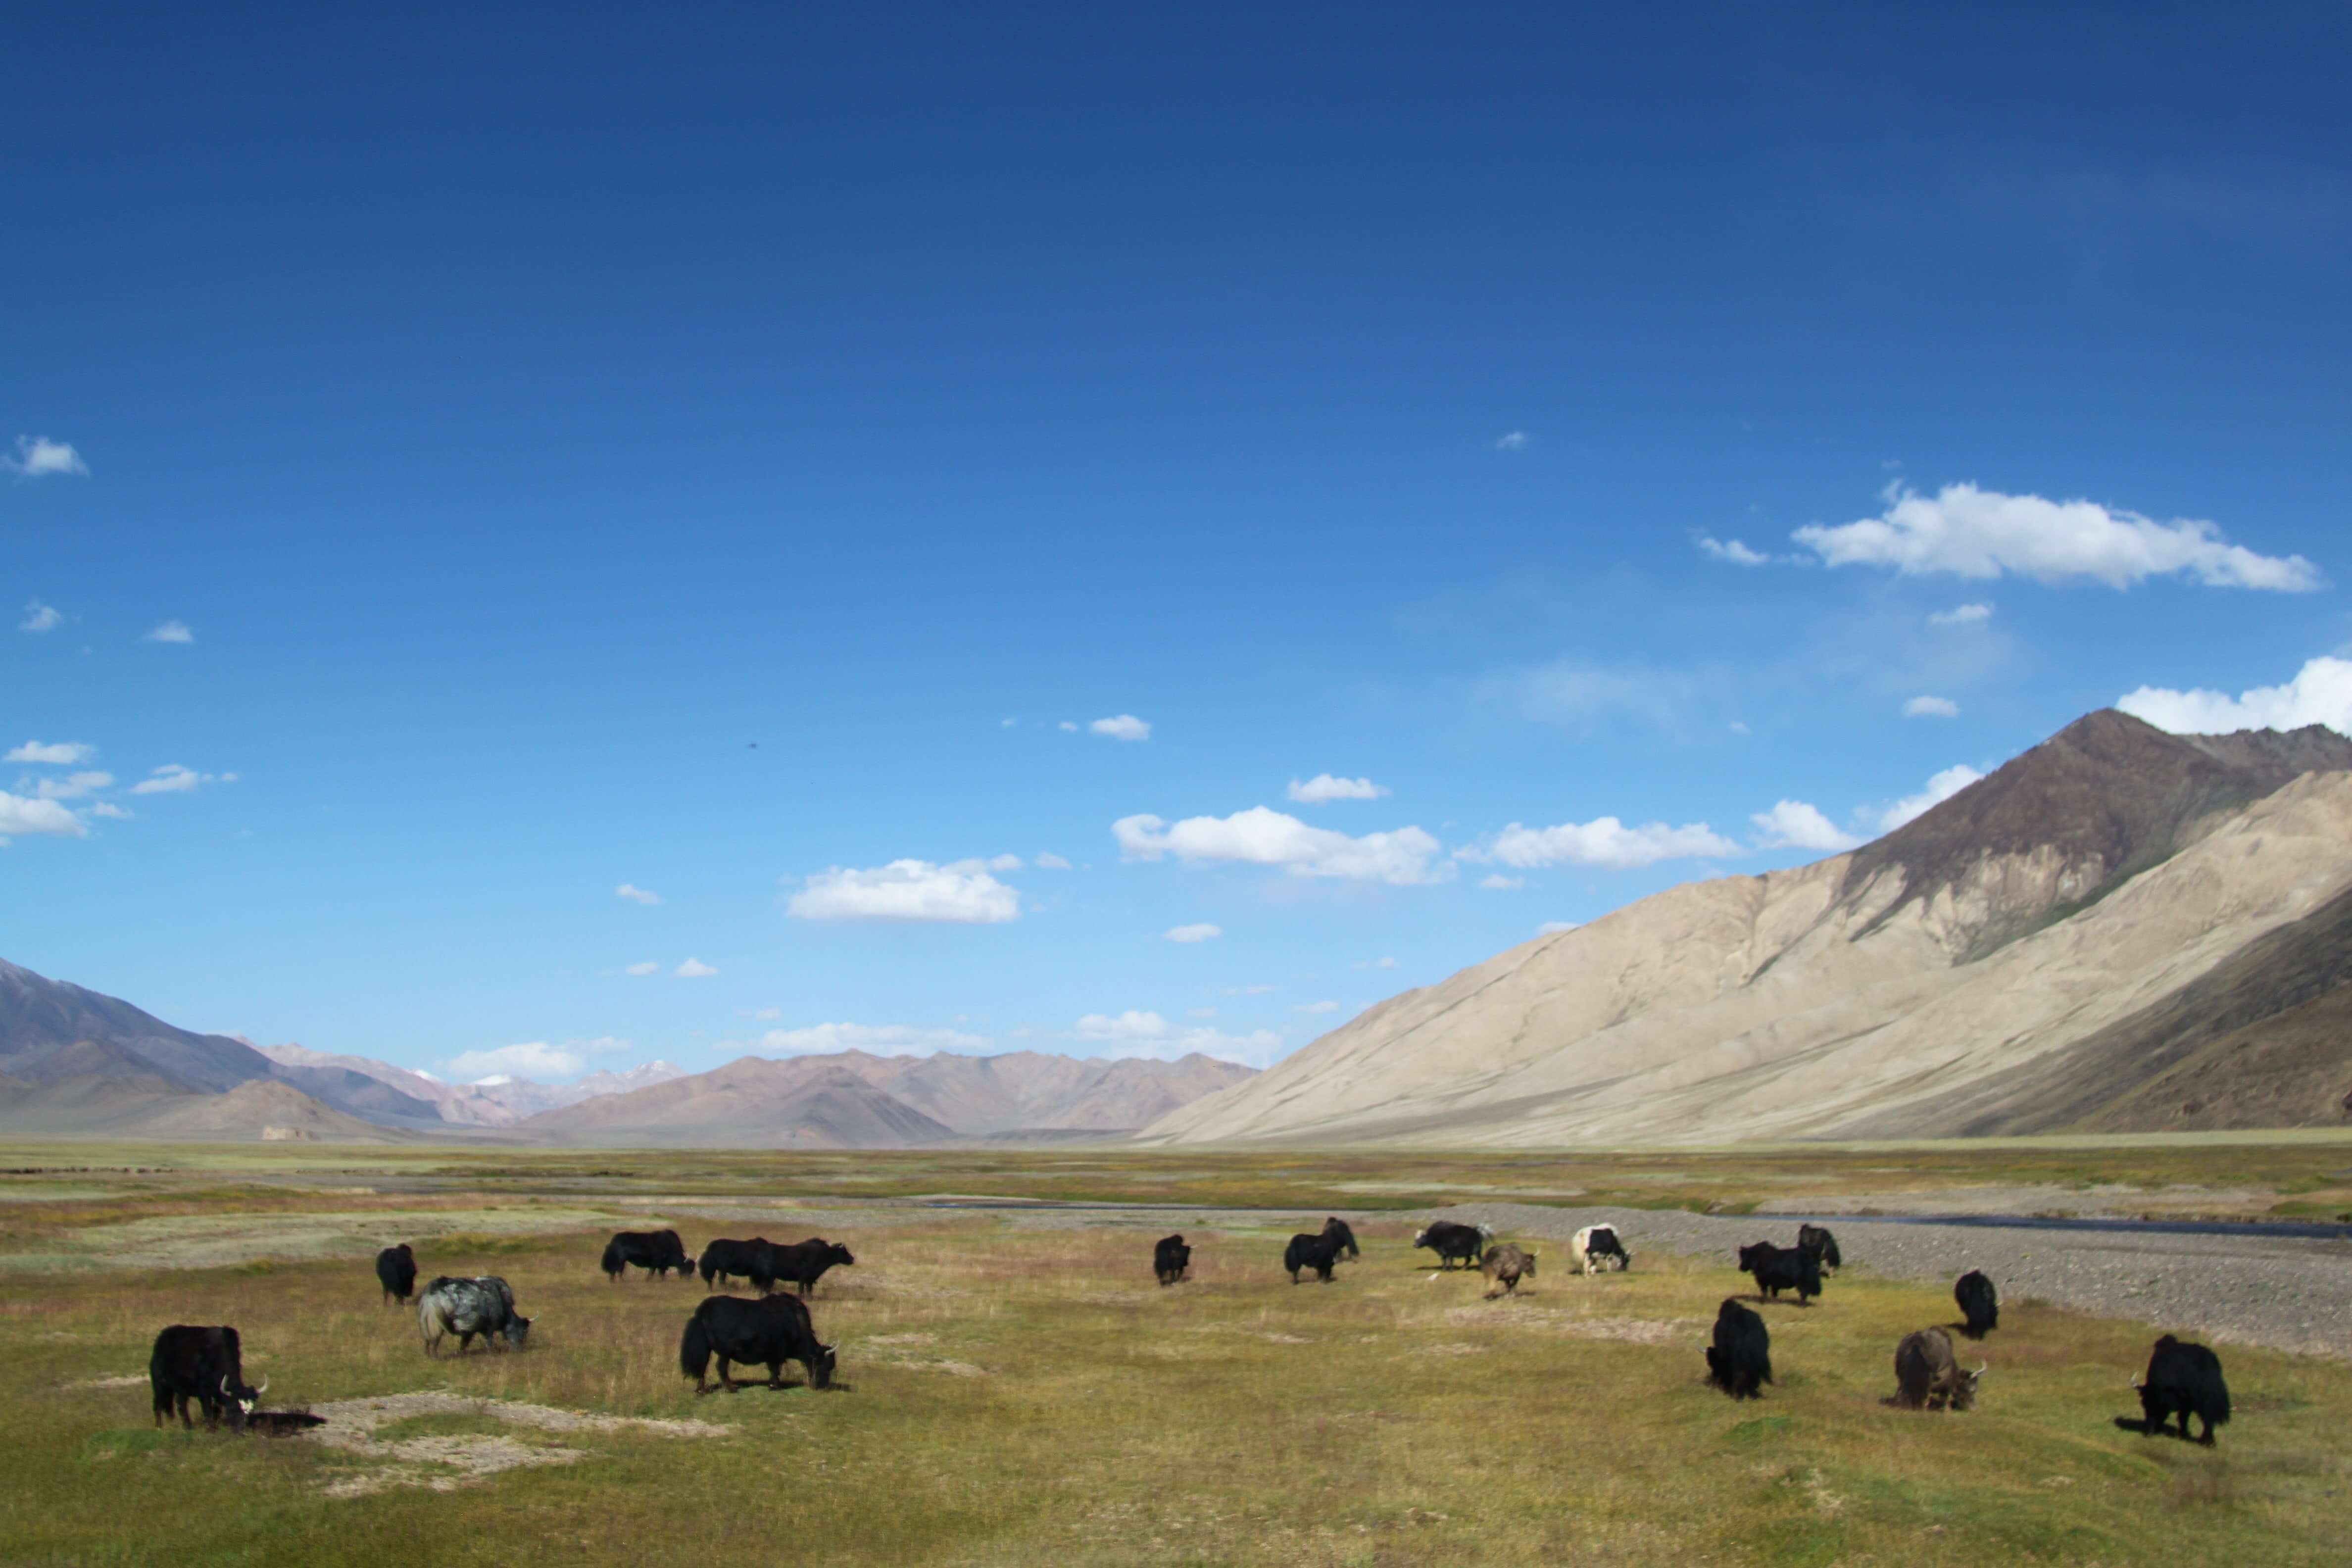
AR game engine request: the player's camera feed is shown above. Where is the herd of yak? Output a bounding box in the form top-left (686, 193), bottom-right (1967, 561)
top-left (147, 1213), bottom-right (2231, 1450)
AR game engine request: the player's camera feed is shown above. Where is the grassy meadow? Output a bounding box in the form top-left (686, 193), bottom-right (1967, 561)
top-left (0, 1142), bottom-right (2347, 1566)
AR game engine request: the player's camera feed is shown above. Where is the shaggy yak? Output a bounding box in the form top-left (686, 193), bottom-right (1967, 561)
top-left (1480, 1243), bottom-right (1536, 1298)
top-left (1705, 1299), bottom-right (1772, 1400)
top-left (1153, 1234), bottom-right (1192, 1286)
top-left (1890, 1326), bottom-right (1985, 1411)
top-left (679, 1293), bottom-right (836, 1393)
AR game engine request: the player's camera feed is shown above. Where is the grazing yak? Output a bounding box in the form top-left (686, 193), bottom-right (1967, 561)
top-left (375, 1242), bottom-right (417, 1305)
top-left (1737, 1241), bottom-right (1823, 1305)
top-left (1705, 1299), bottom-right (1772, 1400)
top-left (149, 1325), bottom-right (265, 1433)
top-left (1890, 1326), bottom-right (1985, 1411)
top-left (698, 1237), bottom-right (774, 1289)
top-left (1283, 1220), bottom-right (1357, 1284)
top-left (1570, 1225), bottom-right (1630, 1274)
top-left (2133, 1335), bottom-right (2230, 1444)
top-left (764, 1238), bottom-right (857, 1298)
top-left (602, 1229), bottom-right (694, 1282)
top-left (1480, 1243), bottom-right (1536, 1298)
top-left (1154, 1233), bottom-right (1191, 1286)
top-left (418, 1275), bottom-right (533, 1357)
top-left (1797, 1224), bottom-right (1842, 1272)
top-left (680, 1292), bottom-right (836, 1393)
top-left (1413, 1221), bottom-right (1488, 1271)
top-left (1954, 1270), bottom-right (1999, 1339)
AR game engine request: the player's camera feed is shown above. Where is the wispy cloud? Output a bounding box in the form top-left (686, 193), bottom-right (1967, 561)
top-left (1750, 799), bottom-right (1863, 852)
top-left (1929, 602), bottom-right (1994, 626)
top-left (1697, 535), bottom-right (1770, 566)
top-left (615, 882), bottom-right (662, 906)
top-left (2119, 655), bottom-right (2352, 737)
top-left (89, 801), bottom-right (131, 820)
top-left (1493, 431), bottom-right (1528, 452)
top-left (1873, 764), bottom-right (1985, 833)
top-left (1072, 1010), bottom-right (1286, 1067)
top-left (129, 764), bottom-right (235, 795)
top-left (1478, 873), bottom-right (1524, 890)
top-left (441, 1036), bottom-right (630, 1083)
top-left (1089, 714), bottom-right (1151, 741)
top-left (18, 601), bottom-right (62, 634)
top-left (6, 740), bottom-right (94, 765)
top-left (143, 620), bottom-right (195, 644)
top-left (1903, 695), bottom-right (1960, 718)
top-left (3, 436), bottom-right (87, 479)
top-left (0, 792), bottom-right (88, 837)
top-left (1539, 920), bottom-right (1581, 935)
top-left (1286, 774), bottom-right (1388, 805)
top-left (1164, 923), bottom-right (1222, 943)
top-left (787, 858), bottom-right (1022, 923)
top-left (1294, 999), bottom-right (1341, 1015)
top-left (1033, 852), bottom-right (1073, 870)
top-left (33, 771), bottom-right (111, 800)
top-left (1470, 816), bottom-right (1741, 871)
top-left (1115, 806), bottom-right (1447, 885)
top-left (747, 1022), bottom-right (992, 1057)
top-left (673, 958), bottom-right (718, 978)
top-left (1795, 483), bottom-right (2318, 591)
top-left (1354, 956), bottom-right (1398, 970)
top-left (623, 962), bottom-right (660, 976)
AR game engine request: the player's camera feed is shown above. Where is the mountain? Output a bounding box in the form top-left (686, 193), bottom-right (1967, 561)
top-left (521, 1049), bottom-right (1258, 1147)
top-left (1144, 712), bottom-right (2352, 1146)
top-left (252, 1046), bottom-right (689, 1126)
top-left (0, 958), bottom-right (277, 1093)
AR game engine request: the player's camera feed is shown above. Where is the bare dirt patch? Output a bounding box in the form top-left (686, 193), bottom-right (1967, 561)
top-left (300, 1392), bottom-right (727, 1499)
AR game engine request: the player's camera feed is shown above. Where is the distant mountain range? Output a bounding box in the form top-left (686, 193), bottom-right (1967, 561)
top-left (1146, 711), bottom-right (2352, 1146)
top-left (0, 958), bottom-right (1255, 1145)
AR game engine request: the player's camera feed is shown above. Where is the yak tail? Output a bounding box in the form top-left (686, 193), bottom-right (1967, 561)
top-left (680, 1310), bottom-right (712, 1381)
top-left (601, 1239), bottom-right (624, 1277)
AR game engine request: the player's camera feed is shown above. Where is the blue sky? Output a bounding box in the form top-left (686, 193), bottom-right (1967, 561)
top-left (6, 5), bottom-right (2350, 1082)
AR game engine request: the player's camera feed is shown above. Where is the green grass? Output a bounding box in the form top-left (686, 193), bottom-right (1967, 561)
top-left (0, 1165), bottom-right (2344, 1565)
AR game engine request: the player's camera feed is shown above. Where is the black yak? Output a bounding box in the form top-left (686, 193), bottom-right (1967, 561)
top-left (1797, 1224), bottom-right (1842, 1272)
top-left (149, 1325), bottom-right (264, 1432)
top-left (602, 1229), bottom-right (693, 1281)
top-left (2133, 1335), bottom-right (2230, 1444)
top-left (1154, 1233), bottom-right (1191, 1286)
top-left (1322, 1217), bottom-right (1359, 1260)
top-left (1891, 1326), bottom-right (1985, 1411)
top-left (1413, 1221), bottom-right (1487, 1270)
top-left (763, 1238), bottom-right (856, 1298)
top-left (1954, 1270), bottom-right (1999, 1339)
top-left (1705, 1299), bottom-right (1771, 1400)
top-left (375, 1242), bottom-right (417, 1305)
top-left (1480, 1243), bottom-right (1535, 1298)
top-left (680, 1293), bottom-right (836, 1393)
top-left (1283, 1229), bottom-right (1347, 1284)
top-left (1737, 1241), bottom-right (1822, 1305)
top-left (418, 1275), bottom-right (533, 1356)
top-left (698, 1237), bottom-right (773, 1288)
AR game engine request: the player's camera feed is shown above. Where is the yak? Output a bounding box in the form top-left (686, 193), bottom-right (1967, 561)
top-left (149, 1325), bottom-right (265, 1433)
top-left (1705, 1299), bottom-right (1772, 1400)
top-left (1413, 1221), bottom-right (1488, 1271)
top-left (375, 1242), bottom-right (417, 1305)
top-left (763, 1238), bottom-right (857, 1298)
top-left (1570, 1225), bottom-right (1630, 1274)
top-left (1891, 1326), bottom-right (1985, 1411)
top-left (698, 1237), bottom-right (774, 1289)
top-left (1480, 1243), bottom-right (1536, 1298)
top-left (1154, 1233), bottom-right (1192, 1286)
top-left (680, 1292), bottom-right (836, 1393)
top-left (1737, 1241), bottom-right (1823, 1305)
top-left (1283, 1227), bottom-right (1349, 1284)
top-left (1954, 1270), bottom-right (1999, 1339)
top-left (418, 1275), bottom-right (533, 1357)
top-left (1797, 1224), bottom-right (1842, 1272)
top-left (602, 1229), bottom-right (693, 1282)
top-left (2133, 1335), bottom-right (2230, 1445)
top-left (1321, 1217), bottom-right (1360, 1261)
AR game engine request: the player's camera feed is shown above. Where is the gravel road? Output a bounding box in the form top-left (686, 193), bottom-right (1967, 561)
top-left (1400, 1201), bottom-right (2352, 1361)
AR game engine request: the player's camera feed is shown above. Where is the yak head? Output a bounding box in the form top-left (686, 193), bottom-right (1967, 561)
top-left (221, 1373), bottom-right (266, 1430)
top-left (1736, 1244), bottom-right (1766, 1270)
top-left (809, 1340), bottom-right (837, 1390)
top-left (827, 1243), bottom-right (857, 1268)
top-left (502, 1315), bottom-right (535, 1350)
top-left (1950, 1363), bottom-right (1988, 1411)
top-left (1412, 1226), bottom-right (1432, 1248)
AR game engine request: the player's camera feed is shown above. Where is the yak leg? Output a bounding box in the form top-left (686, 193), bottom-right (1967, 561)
top-left (768, 1361), bottom-right (785, 1389)
top-left (717, 1356), bottom-right (739, 1392)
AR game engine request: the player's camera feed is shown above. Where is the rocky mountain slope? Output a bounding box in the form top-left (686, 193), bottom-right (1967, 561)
top-left (1143, 711), bottom-right (2352, 1146)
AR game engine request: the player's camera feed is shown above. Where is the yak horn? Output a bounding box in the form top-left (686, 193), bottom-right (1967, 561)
top-left (254, 1377), bottom-right (268, 1395)
top-left (1974, 1364), bottom-right (1987, 1378)
top-left (2129, 1375), bottom-right (2143, 1388)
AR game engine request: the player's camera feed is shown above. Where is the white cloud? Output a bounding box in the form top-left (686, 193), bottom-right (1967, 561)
top-left (88, 802), bottom-right (131, 820)
top-left (1354, 956), bottom-right (1398, 970)
top-left (1033, 852), bottom-right (1073, 870)
top-left (1793, 483), bottom-right (2319, 591)
top-left (0, 792), bottom-right (87, 837)
top-left (34, 771), bottom-right (111, 800)
top-left (1875, 764), bottom-right (1986, 833)
top-left (18, 601), bottom-right (62, 634)
top-left (1165, 923), bottom-right (1223, 943)
top-left (6, 740), bottom-right (95, 765)
top-left (442, 1037), bottom-right (628, 1082)
top-left (1903, 695), bottom-right (1961, 719)
top-left (615, 882), bottom-right (662, 905)
top-left (1698, 535), bottom-right (1770, 566)
top-left (129, 763), bottom-right (234, 795)
top-left (787, 858), bottom-right (1022, 923)
top-left (1478, 874), bottom-right (1524, 890)
top-left (747, 1007), bottom-right (783, 1020)
top-left (144, 620), bottom-right (195, 644)
top-left (623, 962), bottom-right (660, 976)
top-left (1750, 800), bottom-right (1864, 852)
top-left (1000, 717), bottom-right (1017, 728)
top-left (1539, 920), bottom-right (1581, 935)
top-left (1059, 720), bottom-right (1078, 732)
top-left (944, 853), bottom-right (1023, 873)
top-left (1493, 431), bottom-right (1528, 452)
top-left (1113, 806), bottom-right (1446, 885)
top-left (1929, 602), bottom-right (1994, 626)
top-left (1286, 774), bottom-right (1389, 804)
top-left (749, 1022), bottom-right (993, 1057)
top-left (1090, 714), bottom-right (1151, 741)
top-left (1072, 1010), bottom-right (1285, 1067)
top-left (1294, 1000), bottom-right (1341, 1015)
top-left (2118, 655), bottom-right (2352, 737)
top-left (674, 958), bottom-right (719, 978)
top-left (3, 436), bottom-right (88, 479)
top-left (1481, 816), bottom-right (1742, 870)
